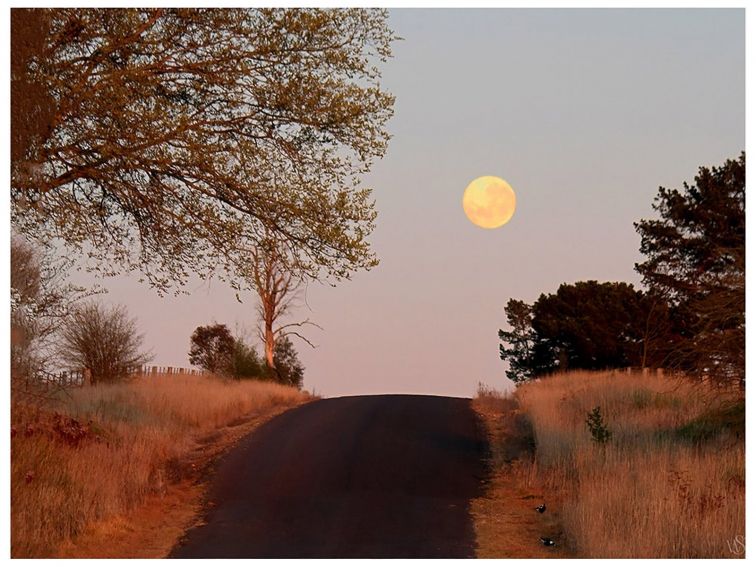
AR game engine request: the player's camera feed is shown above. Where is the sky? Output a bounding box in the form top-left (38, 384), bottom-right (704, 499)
top-left (72, 8), bottom-right (744, 398)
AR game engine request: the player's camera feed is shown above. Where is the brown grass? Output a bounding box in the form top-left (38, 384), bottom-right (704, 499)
top-left (11, 373), bottom-right (310, 558)
top-left (514, 370), bottom-right (745, 558)
top-left (472, 385), bottom-right (573, 558)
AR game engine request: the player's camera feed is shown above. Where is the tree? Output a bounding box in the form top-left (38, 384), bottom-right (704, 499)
top-left (498, 299), bottom-right (537, 383)
top-left (242, 235), bottom-right (319, 376)
top-left (11, 8), bottom-right (395, 293)
top-left (499, 281), bottom-right (660, 382)
top-left (271, 335), bottom-right (305, 389)
top-left (532, 281), bottom-right (655, 371)
top-left (58, 302), bottom-right (152, 384)
top-left (188, 323), bottom-right (235, 374)
top-left (11, 235), bottom-right (96, 392)
top-left (635, 153), bottom-right (745, 385)
top-left (11, 9), bottom-right (55, 169)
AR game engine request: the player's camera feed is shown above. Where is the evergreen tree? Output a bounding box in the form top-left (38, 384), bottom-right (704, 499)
top-left (635, 153), bottom-right (745, 385)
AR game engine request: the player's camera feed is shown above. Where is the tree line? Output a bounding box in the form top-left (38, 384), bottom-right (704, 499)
top-left (499, 153), bottom-right (745, 387)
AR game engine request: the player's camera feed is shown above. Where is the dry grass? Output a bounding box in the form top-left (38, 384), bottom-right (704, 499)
top-left (11, 373), bottom-right (310, 558)
top-left (514, 370), bottom-right (745, 558)
top-left (472, 384), bottom-right (573, 558)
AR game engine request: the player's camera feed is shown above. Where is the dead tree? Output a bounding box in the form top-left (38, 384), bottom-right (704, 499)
top-left (245, 237), bottom-right (318, 375)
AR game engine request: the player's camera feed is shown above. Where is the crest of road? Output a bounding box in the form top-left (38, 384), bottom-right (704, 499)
top-left (170, 394), bottom-right (489, 558)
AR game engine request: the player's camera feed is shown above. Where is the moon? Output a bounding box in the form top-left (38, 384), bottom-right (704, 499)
top-left (462, 176), bottom-right (517, 229)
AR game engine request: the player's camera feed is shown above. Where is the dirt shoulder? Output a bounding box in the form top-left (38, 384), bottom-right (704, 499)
top-left (55, 401), bottom-right (310, 559)
top-left (471, 395), bottom-right (573, 558)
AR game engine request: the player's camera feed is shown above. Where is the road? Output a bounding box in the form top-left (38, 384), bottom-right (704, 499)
top-left (169, 394), bottom-right (489, 558)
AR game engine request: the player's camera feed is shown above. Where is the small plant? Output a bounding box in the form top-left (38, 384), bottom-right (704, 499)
top-left (586, 406), bottom-right (612, 444)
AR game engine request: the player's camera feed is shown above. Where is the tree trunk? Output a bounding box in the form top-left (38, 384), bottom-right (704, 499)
top-left (264, 323), bottom-right (276, 372)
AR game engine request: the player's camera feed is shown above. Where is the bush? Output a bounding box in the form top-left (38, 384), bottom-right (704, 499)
top-left (57, 302), bottom-right (151, 384)
top-left (585, 406), bottom-right (612, 444)
top-left (270, 336), bottom-right (304, 389)
top-left (232, 339), bottom-right (265, 379)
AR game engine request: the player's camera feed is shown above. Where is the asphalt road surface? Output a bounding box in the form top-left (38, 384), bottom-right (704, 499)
top-left (170, 394), bottom-right (489, 558)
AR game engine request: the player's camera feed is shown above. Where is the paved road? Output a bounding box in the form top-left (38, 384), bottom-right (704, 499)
top-left (170, 394), bottom-right (489, 558)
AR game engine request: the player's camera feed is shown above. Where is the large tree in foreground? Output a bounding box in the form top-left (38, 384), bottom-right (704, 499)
top-left (634, 153), bottom-right (745, 385)
top-left (11, 8), bottom-right (395, 292)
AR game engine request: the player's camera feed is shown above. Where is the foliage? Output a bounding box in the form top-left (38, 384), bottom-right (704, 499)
top-left (585, 406), bottom-right (612, 444)
top-left (498, 299), bottom-right (537, 383)
top-left (270, 335), bottom-right (305, 389)
top-left (11, 8), bottom-right (396, 292)
top-left (635, 153), bottom-right (745, 386)
top-left (188, 323), bottom-right (235, 374)
top-left (232, 338), bottom-right (265, 379)
top-left (57, 302), bottom-right (152, 384)
top-left (499, 281), bottom-right (660, 381)
top-left (533, 281), bottom-right (656, 370)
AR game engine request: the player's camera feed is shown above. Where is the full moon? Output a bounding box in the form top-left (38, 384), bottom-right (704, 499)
top-left (462, 176), bottom-right (516, 229)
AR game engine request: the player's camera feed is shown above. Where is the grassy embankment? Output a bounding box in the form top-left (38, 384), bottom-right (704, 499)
top-left (473, 370), bottom-right (744, 558)
top-left (11, 373), bottom-right (310, 558)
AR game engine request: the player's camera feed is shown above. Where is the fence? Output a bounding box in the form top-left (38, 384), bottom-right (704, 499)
top-left (38, 369), bottom-right (88, 388)
top-left (38, 366), bottom-right (209, 388)
top-left (135, 366), bottom-right (209, 376)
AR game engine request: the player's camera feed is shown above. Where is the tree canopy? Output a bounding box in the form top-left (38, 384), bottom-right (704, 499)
top-left (635, 153), bottom-right (745, 384)
top-left (11, 8), bottom-right (396, 292)
top-left (499, 281), bottom-right (656, 382)
top-left (188, 323), bottom-right (235, 374)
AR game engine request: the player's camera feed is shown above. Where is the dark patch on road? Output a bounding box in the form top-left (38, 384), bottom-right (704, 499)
top-left (169, 395), bottom-right (489, 558)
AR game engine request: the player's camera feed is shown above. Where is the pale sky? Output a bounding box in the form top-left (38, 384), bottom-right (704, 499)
top-left (71, 9), bottom-right (744, 398)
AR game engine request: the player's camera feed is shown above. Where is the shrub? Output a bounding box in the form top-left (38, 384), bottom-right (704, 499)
top-left (585, 406), bottom-right (612, 444)
top-left (270, 336), bottom-right (304, 389)
top-left (232, 339), bottom-right (265, 379)
top-left (57, 302), bottom-right (151, 384)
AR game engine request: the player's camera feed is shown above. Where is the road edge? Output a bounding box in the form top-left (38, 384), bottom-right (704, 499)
top-left (55, 398), bottom-right (314, 559)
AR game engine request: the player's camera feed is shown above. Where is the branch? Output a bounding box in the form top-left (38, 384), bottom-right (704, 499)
top-left (283, 330), bottom-right (317, 349)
